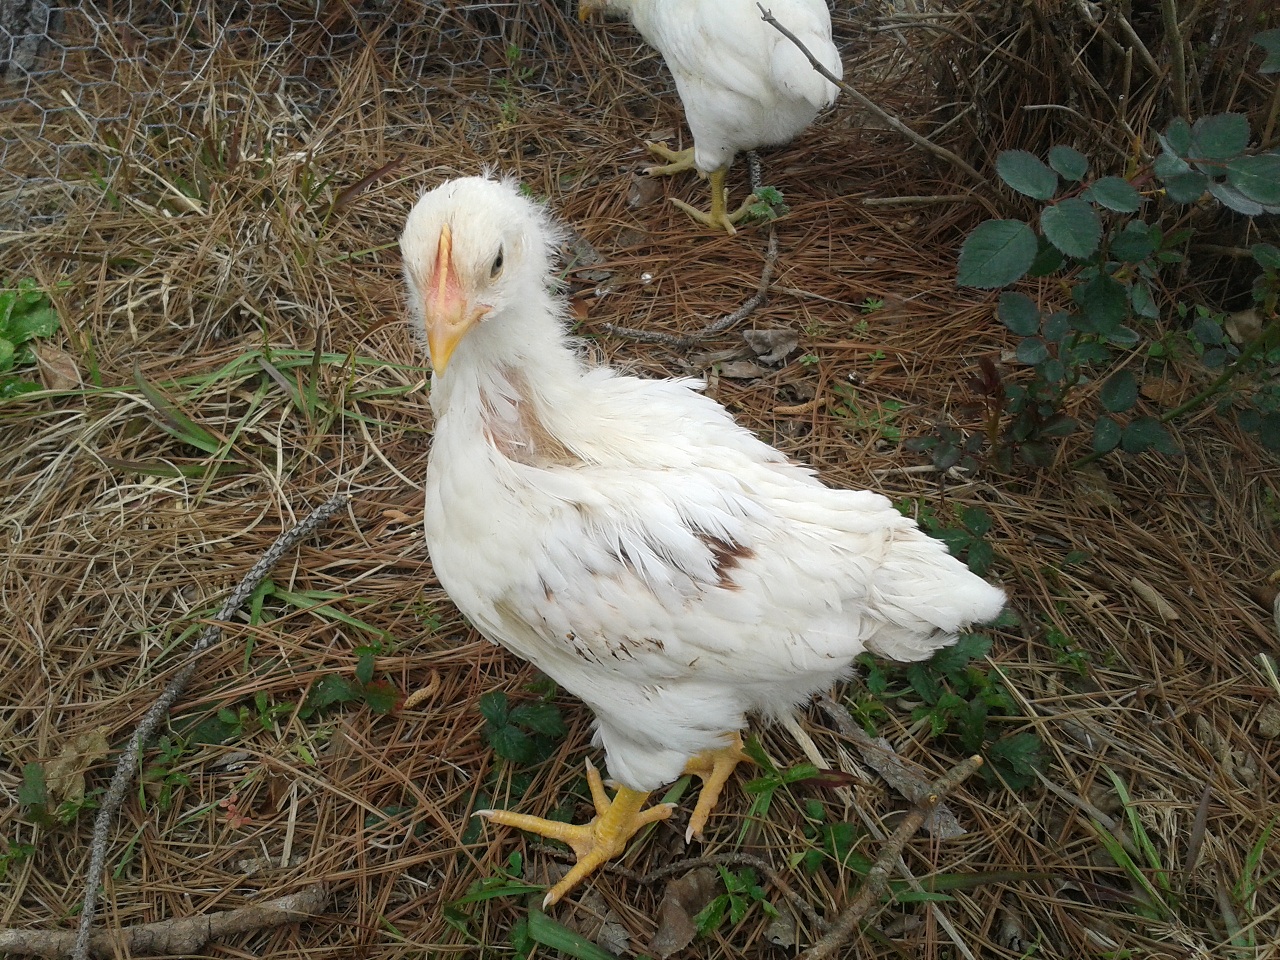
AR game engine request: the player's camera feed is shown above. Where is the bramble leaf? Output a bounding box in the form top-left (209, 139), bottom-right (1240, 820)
top-left (1093, 417), bottom-right (1121, 452)
top-left (1162, 118), bottom-right (1192, 155)
top-left (1121, 417), bottom-right (1178, 455)
top-left (957, 220), bottom-right (1037, 288)
top-left (1048, 145), bottom-right (1089, 182)
top-left (1110, 221), bottom-right (1155, 262)
top-left (509, 702), bottom-right (567, 738)
top-left (997, 150), bottom-right (1059, 200)
top-left (1253, 243), bottom-right (1280, 270)
top-left (1164, 172), bottom-right (1208, 203)
top-left (1190, 113), bottom-right (1249, 160)
top-left (1226, 155), bottom-right (1280, 205)
top-left (1099, 370), bottom-right (1138, 412)
top-left (1072, 274), bottom-right (1128, 333)
top-left (1027, 234), bottom-right (1065, 277)
top-left (998, 292), bottom-right (1040, 336)
top-left (1041, 198), bottom-right (1101, 258)
top-left (477, 690), bottom-right (510, 726)
top-left (1254, 28), bottom-right (1280, 73)
top-left (1083, 176), bottom-right (1142, 213)
top-left (1015, 337), bottom-right (1049, 365)
top-left (1154, 152), bottom-right (1191, 178)
top-left (1208, 181), bottom-right (1263, 216)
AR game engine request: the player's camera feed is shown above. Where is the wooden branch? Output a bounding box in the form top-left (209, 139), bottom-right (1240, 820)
top-left (70, 495), bottom-right (350, 960)
top-left (798, 755), bottom-right (985, 960)
top-left (757, 4), bottom-right (987, 186)
top-left (0, 884), bottom-right (328, 958)
top-left (1159, 0), bottom-right (1189, 118)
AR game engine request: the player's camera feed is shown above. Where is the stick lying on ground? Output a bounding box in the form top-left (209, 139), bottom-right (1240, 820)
top-left (62, 494), bottom-right (350, 960)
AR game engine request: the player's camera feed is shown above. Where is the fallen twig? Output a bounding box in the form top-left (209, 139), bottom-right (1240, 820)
top-left (1, 883), bottom-right (329, 958)
top-left (758, 4), bottom-right (987, 186)
top-left (70, 494), bottom-right (350, 960)
top-left (798, 754), bottom-right (985, 960)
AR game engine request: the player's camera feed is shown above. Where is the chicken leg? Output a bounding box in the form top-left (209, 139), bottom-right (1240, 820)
top-left (682, 732), bottom-right (752, 841)
top-left (476, 759), bottom-right (674, 906)
top-left (643, 143), bottom-right (756, 235)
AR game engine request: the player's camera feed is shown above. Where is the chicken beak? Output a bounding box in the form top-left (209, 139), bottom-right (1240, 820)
top-left (577, 0), bottom-right (600, 22)
top-left (423, 223), bottom-right (487, 374)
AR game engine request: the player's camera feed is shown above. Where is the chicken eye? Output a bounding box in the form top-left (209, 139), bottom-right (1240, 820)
top-left (490, 248), bottom-right (505, 279)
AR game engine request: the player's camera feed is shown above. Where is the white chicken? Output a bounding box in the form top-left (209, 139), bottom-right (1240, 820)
top-left (580, 0), bottom-right (842, 233)
top-left (401, 176), bottom-right (1005, 906)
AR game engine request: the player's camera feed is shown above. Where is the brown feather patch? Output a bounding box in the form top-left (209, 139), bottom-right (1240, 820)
top-left (483, 367), bottom-right (578, 466)
top-left (699, 534), bottom-right (754, 590)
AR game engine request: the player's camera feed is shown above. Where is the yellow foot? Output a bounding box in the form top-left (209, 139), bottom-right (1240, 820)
top-left (643, 141), bottom-right (696, 177)
top-left (682, 732), bottom-right (752, 841)
top-left (475, 760), bottom-right (674, 907)
top-left (668, 167), bottom-right (755, 236)
top-left (669, 195), bottom-right (757, 236)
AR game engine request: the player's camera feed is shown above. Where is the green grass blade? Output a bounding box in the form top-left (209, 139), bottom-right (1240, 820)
top-left (527, 907), bottom-right (618, 960)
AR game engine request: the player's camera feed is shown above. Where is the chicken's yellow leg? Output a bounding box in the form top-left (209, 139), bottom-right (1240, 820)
top-left (682, 732), bottom-right (752, 841)
top-left (643, 141), bottom-right (696, 176)
top-left (477, 759), bottom-right (674, 906)
top-left (669, 168), bottom-right (757, 235)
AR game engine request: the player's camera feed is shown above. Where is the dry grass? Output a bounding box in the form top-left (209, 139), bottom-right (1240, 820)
top-left (1, 2), bottom-right (1278, 958)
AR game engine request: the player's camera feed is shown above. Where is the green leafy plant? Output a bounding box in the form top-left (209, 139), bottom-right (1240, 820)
top-left (694, 865), bottom-right (779, 935)
top-left (139, 734), bottom-right (194, 812)
top-left (945, 81), bottom-right (1280, 468)
top-left (494, 44), bottom-right (535, 126)
top-left (479, 689), bottom-right (568, 766)
top-left (0, 840), bottom-right (35, 881)
top-left (444, 851), bottom-right (618, 960)
top-left (0, 278), bottom-right (60, 398)
top-left (743, 185), bottom-right (790, 223)
top-left (901, 499), bottom-right (996, 577)
top-left (1092, 767), bottom-right (1176, 922)
top-left (16, 762), bottom-right (97, 829)
top-left (304, 643), bottom-right (399, 717)
top-left (859, 621), bottom-right (1044, 790)
top-left (832, 385), bottom-right (903, 442)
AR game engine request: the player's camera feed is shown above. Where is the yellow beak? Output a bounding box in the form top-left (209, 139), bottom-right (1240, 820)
top-left (577, 0), bottom-right (602, 22)
top-left (423, 223), bottom-right (487, 374)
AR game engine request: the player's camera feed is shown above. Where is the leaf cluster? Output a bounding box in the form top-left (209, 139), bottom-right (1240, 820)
top-left (860, 626), bottom-right (1044, 790)
top-left (694, 865), bottom-right (778, 936)
top-left (0, 278), bottom-right (59, 399)
top-left (949, 100), bottom-right (1280, 467)
top-left (478, 689), bottom-right (568, 767)
top-left (304, 645), bottom-right (399, 717)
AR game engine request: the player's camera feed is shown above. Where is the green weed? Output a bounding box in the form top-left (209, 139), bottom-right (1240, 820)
top-left (0, 841), bottom-right (35, 881)
top-left (859, 623), bottom-right (1044, 791)
top-left (0, 278), bottom-right (60, 398)
top-left (694, 865), bottom-right (779, 935)
top-left (743, 185), bottom-right (789, 223)
top-left (832, 385), bottom-right (903, 442)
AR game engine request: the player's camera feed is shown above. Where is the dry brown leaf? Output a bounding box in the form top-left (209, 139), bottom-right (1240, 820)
top-left (1130, 577), bottom-right (1180, 621)
top-left (1225, 308), bottom-right (1262, 345)
top-left (35, 343), bottom-right (83, 391)
top-left (650, 866), bottom-right (718, 958)
top-left (1138, 379), bottom-right (1184, 405)
top-left (742, 328), bottom-right (799, 364)
top-left (45, 728), bottom-right (110, 804)
top-left (716, 360), bottom-right (772, 380)
top-left (1258, 703), bottom-right (1280, 740)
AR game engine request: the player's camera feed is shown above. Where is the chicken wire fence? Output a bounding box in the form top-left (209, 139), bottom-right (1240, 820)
top-left (0, 0), bottom-right (604, 230)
